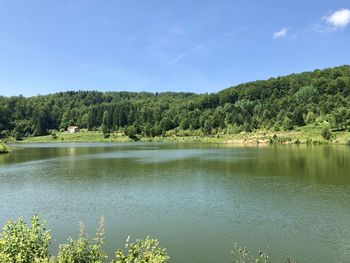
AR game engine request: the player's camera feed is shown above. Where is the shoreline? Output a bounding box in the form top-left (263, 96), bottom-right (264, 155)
top-left (4, 128), bottom-right (350, 146)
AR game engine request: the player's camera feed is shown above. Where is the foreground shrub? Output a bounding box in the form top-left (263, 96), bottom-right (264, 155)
top-left (232, 243), bottom-right (270, 263)
top-left (0, 215), bottom-right (51, 263)
top-left (57, 219), bottom-right (106, 263)
top-left (232, 243), bottom-right (298, 263)
top-left (112, 236), bottom-right (169, 263)
top-left (0, 214), bottom-right (298, 263)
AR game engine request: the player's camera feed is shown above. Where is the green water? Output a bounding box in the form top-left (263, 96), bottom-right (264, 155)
top-left (0, 143), bottom-right (350, 262)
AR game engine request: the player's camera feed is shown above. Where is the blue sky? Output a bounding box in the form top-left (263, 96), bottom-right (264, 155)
top-left (0, 0), bottom-right (349, 96)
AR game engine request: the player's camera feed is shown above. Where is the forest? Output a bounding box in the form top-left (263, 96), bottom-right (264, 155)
top-left (0, 65), bottom-right (349, 140)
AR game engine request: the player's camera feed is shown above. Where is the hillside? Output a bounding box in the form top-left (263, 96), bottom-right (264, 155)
top-left (0, 65), bottom-right (349, 140)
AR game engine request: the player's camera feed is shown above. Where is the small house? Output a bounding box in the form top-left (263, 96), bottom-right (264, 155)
top-left (67, 126), bottom-right (80, 133)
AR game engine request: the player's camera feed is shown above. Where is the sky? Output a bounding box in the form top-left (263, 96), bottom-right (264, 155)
top-left (0, 0), bottom-right (349, 97)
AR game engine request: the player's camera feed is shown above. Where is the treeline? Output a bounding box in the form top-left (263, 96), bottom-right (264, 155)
top-left (1, 65), bottom-right (350, 140)
top-left (0, 215), bottom-right (297, 263)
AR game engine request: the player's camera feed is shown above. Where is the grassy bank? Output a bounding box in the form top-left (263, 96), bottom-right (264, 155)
top-left (141, 125), bottom-right (350, 145)
top-left (19, 130), bottom-right (132, 143)
top-left (5, 126), bottom-right (350, 145)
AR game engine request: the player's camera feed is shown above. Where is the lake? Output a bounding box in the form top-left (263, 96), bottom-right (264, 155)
top-left (0, 143), bottom-right (350, 262)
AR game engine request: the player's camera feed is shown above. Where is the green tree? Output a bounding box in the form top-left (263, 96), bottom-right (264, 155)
top-left (33, 110), bottom-right (49, 136)
top-left (305, 111), bottom-right (316, 125)
top-left (160, 117), bottom-right (174, 132)
top-left (282, 116), bottom-right (293, 131)
top-left (203, 119), bottom-right (213, 136)
top-left (101, 111), bottom-right (110, 137)
top-left (332, 107), bottom-right (349, 130)
top-left (295, 85), bottom-right (317, 103)
top-left (292, 108), bottom-right (305, 126)
top-left (124, 125), bottom-right (140, 141)
top-left (321, 127), bottom-right (333, 140)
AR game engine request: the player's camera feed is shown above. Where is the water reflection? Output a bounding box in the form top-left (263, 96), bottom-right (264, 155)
top-left (0, 143), bottom-right (350, 262)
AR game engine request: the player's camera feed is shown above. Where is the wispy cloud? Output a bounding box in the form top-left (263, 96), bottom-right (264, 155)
top-left (164, 43), bottom-right (206, 68)
top-left (163, 27), bottom-right (246, 69)
top-left (273, 27), bottom-right (290, 39)
top-left (170, 27), bottom-right (186, 36)
top-left (191, 43), bottom-right (206, 52)
top-left (223, 27), bottom-right (247, 38)
top-left (167, 53), bottom-right (187, 66)
top-left (323, 8), bottom-right (350, 29)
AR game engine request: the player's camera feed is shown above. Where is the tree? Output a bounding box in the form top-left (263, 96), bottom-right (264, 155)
top-left (101, 111), bottom-right (110, 136)
top-left (321, 127), bottom-right (333, 140)
top-left (203, 119), bottom-right (213, 136)
top-left (332, 107), bottom-right (348, 130)
top-left (124, 125), bottom-right (139, 141)
top-left (34, 110), bottom-right (49, 136)
top-left (292, 107), bottom-right (305, 126)
top-left (160, 117), bottom-right (174, 132)
top-left (282, 116), bottom-right (293, 131)
top-left (295, 85), bottom-right (317, 103)
top-left (87, 108), bottom-right (98, 131)
top-left (305, 112), bottom-right (316, 125)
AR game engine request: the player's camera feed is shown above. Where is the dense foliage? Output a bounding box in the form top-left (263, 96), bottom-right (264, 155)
top-left (57, 220), bottom-right (106, 263)
top-left (0, 215), bottom-right (51, 262)
top-left (112, 237), bottom-right (169, 263)
top-left (1, 65), bottom-right (349, 140)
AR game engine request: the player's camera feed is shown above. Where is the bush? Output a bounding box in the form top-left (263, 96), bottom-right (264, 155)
top-left (51, 130), bottom-right (58, 139)
top-left (232, 243), bottom-right (297, 263)
top-left (0, 142), bottom-right (11, 153)
top-left (0, 130), bottom-right (10, 139)
top-left (113, 236), bottom-right (169, 263)
top-left (57, 219), bottom-right (106, 263)
top-left (305, 112), bottom-right (316, 125)
top-left (282, 117), bottom-right (293, 131)
top-left (232, 243), bottom-right (270, 263)
top-left (321, 127), bottom-right (332, 141)
top-left (226, 124), bottom-right (241, 135)
top-left (14, 131), bottom-right (23, 141)
top-left (0, 215), bottom-right (51, 262)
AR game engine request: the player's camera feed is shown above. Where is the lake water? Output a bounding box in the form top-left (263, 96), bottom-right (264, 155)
top-left (0, 143), bottom-right (350, 262)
